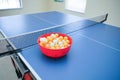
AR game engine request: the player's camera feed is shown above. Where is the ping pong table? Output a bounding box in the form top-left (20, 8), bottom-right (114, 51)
top-left (0, 11), bottom-right (120, 80)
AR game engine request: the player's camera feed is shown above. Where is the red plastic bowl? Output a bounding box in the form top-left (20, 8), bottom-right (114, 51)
top-left (37, 33), bottom-right (72, 58)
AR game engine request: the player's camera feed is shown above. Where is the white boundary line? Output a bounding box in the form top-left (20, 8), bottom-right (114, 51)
top-left (31, 11), bottom-right (84, 24)
top-left (0, 29), bottom-right (42, 80)
top-left (79, 34), bottom-right (120, 52)
top-left (30, 11), bottom-right (83, 26)
top-left (31, 14), bottom-right (58, 26)
top-left (18, 53), bottom-right (42, 80)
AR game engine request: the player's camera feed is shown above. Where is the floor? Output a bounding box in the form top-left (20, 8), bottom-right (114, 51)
top-left (0, 32), bottom-right (20, 80)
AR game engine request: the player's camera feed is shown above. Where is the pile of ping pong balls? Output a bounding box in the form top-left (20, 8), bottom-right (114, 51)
top-left (39, 33), bottom-right (70, 49)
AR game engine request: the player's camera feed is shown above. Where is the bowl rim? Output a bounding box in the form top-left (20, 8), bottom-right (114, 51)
top-left (37, 32), bottom-right (72, 50)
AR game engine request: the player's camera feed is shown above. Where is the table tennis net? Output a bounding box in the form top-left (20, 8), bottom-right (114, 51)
top-left (0, 13), bottom-right (108, 57)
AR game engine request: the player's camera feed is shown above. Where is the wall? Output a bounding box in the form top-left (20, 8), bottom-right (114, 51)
top-left (0, 0), bottom-right (49, 17)
top-left (48, 0), bottom-right (120, 27)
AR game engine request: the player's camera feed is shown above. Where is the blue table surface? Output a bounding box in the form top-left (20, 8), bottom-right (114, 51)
top-left (79, 23), bottom-right (120, 51)
top-left (0, 11), bottom-right (120, 80)
top-left (31, 11), bottom-right (83, 25)
top-left (22, 32), bottom-right (120, 80)
top-left (0, 13), bottom-right (55, 37)
top-left (0, 11), bottom-right (82, 37)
